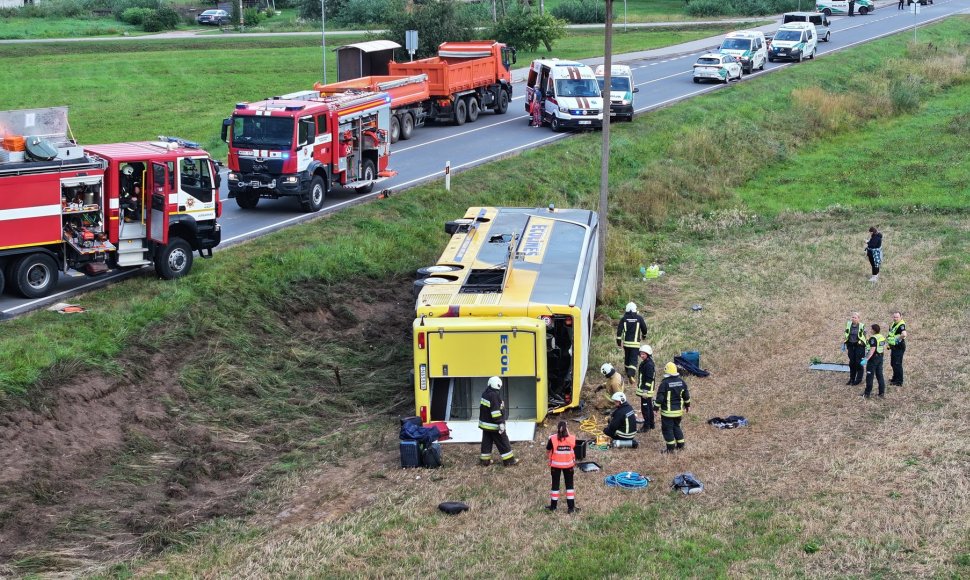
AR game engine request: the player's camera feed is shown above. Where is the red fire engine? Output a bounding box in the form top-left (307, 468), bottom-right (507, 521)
top-left (222, 89), bottom-right (392, 212)
top-left (0, 107), bottom-right (222, 299)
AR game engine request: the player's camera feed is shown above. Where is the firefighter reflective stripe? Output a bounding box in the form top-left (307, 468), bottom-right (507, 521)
top-left (618, 411), bottom-right (637, 437)
top-left (636, 382), bottom-right (653, 397)
top-left (479, 421), bottom-right (499, 431)
top-left (548, 434), bottom-right (576, 468)
top-left (491, 410), bottom-right (502, 418)
top-left (480, 398), bottom-right (491, 407)
top-left (872, 333), bottom-right (886, 354)
top-left (845, 321), bottom-right (866, 344)
top-left (501, 450), bottom-right (514, 460)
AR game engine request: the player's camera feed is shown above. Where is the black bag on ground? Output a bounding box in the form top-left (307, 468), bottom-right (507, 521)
top-left (438, 501), bottom-right (469, 515)
top-left (421, 441), bottom-right (442, 468)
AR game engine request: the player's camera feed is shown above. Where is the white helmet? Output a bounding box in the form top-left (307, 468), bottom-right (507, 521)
top-left (639, 344), bottom-right (653, 355)
top-left (600, 363), bottom-right (614, 376)
top-left (487, 376), bottom-right (502, 390)
top-left (611, 391), bottom-right (627, 404)
top-left (625, 302), bottom-right (637, 313)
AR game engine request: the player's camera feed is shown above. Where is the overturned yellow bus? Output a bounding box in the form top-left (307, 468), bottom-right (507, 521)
top-left (412, 206), bottom-right (599, 442)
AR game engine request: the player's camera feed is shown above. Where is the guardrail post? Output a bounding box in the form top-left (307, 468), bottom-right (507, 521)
top-left (445, 161), bottom-right (451, 191)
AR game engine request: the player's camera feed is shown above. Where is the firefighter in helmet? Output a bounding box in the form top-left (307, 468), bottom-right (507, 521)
top-left (616, 302), bottom-right (648, 382)
top-left (603, 391), bottom-right (638, 445)
top-left (478, 376), bottom-right (518, 466)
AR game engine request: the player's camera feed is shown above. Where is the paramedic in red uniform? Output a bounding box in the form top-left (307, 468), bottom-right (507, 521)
top-left (545, 420), bottom-right (579, 513)
top-left (479, 376), bottom-right (518, 466)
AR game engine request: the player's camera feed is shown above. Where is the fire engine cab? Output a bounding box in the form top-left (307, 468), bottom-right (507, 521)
top-left (222, 89), bottom-right (392, 212)
top-left (0, 107), bottom-right (222, 299)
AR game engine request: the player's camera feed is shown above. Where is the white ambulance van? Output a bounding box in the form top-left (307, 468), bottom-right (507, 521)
top-left (594, 64), bottom-right (637, 122)
top-left (525, 59), bottom-right (604, 132)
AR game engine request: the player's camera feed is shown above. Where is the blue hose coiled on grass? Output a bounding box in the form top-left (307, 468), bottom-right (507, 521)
top-left (604, 471), bottom-right (650, 489)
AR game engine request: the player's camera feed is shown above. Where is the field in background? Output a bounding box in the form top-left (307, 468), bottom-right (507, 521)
top-left (0, 16), bottom-right (968, 578)
top-left (0, 23), bottom-right (750, 158)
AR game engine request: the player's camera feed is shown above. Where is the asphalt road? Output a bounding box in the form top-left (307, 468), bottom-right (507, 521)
top-left (2, 1), bottom-right (967, 319)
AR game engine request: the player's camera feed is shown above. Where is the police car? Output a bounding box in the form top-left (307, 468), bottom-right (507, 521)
top-left (692, 53), bottom-right (743, 84)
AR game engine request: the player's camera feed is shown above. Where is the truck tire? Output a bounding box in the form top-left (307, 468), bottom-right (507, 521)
top-left (401, 113), bottom-right (415, 140)
top-left (155, 237), bottom-right (193, 280)
top-left (236, 191), bottom-right (259, 210)
top-left (496, 90), bottom-right (509, 114)
top-left (467, 97), bottom-right (480, 122)
top-left (301, 175), bottom-right (327, 212)
top-left (454, 99), bottom-right (467, 126)
top-left (11, 253), bottom-right (58, 298)
top-left (355, 159), bottom-right (376, 194)
top-left (389, 115), bottom-right (401, 143)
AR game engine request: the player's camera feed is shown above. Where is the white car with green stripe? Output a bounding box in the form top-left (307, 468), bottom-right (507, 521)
top-left (718, 31), bottom-right (768, 74)
top-left (768, 22), bottom-right (818, 63)
top-left (817, 0), bottom-right (876, 15)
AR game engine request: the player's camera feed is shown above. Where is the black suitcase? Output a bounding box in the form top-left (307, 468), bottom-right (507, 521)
top-left (421, 441), bottom-right (442, 469)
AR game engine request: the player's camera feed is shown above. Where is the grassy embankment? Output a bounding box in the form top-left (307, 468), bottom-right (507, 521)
top-left (0, 22), bottom-right (750, 160)
top-left (1, 16), bottom-right (968, 578)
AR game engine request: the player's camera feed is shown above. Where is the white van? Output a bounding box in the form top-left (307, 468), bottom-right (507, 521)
top-left (783, 11), bottom-right (832, 42)
top-left (768, 22), bottom-right (818, 63)
top-left (525, 59), bottom-right (604, 132)
top-left (594, 64), bottom-right (637, 122)
top-left (816, 0), bottom-right (876, 16)
top-left (718, 31), bottom-right (768, 74)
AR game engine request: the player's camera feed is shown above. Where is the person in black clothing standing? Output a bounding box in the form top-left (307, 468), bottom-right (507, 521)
top-left (898, 0), bottom-right (904, 10)
top-left (848, 0), bottom-right (856, 16)
top-left (478, 376), bottom-right (518, 466)
top-left (862, 324), bottom-right (887, 398)
top-left (655, 362), bottom-right (691, 453)
top-left (616, 302), bottom-right (648, 382)
top-left (635, 345), bottom-right (656, 432)
top-left (866, 226), bottom-right (882, 282)
top-left (888, 312), bottom-right (908, 386)
top-left (844, 312), bottom-right (867, 386)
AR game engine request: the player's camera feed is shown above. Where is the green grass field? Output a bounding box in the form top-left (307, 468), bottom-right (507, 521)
top-left (0, 24), bottom-right (752, 159)
top-left (0, 15), bottom-right (968, 579)
top-left (0, 15), bottom-right (139, 39)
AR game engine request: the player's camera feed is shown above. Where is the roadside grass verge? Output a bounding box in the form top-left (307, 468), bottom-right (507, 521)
top-left (0, 16), bottom-right (138, 39)
top-left (0, 24), bottom-right (758, 157)
top-left (0, 17), bottom-right (968, 578)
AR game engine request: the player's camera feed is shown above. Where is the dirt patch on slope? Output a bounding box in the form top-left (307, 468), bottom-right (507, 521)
top-left (0, 278), bottom-right (414, 575)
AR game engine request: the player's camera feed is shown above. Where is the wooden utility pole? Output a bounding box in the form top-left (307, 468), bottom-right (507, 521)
top-left (597, 0), bottom-right (613, 297)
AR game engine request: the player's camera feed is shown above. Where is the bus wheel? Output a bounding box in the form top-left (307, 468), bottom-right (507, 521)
top-left (401, 113), bottom-right (415, 140)
top-left (389, 115), bottom-right (401, 143)
top-left (11, 253), bottom-right (58, 299)
top-left (155, 237), bottom-right (193, 280)
top-left (417, 264), bottom-right (461, 277)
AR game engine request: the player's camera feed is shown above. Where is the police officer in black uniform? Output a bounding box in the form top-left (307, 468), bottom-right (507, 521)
top-left (888, 312), bottom-right (908, 386)
top-left (844, 312), bottom-right (867, 386)
top-left (862, 324), bottom-right (887, 398)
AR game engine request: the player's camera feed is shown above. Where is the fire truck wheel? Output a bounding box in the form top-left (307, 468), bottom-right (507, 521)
top-left (496, 90), bottom-right (509, 114)
top-left (302, 176), bottom-right (327, 212)
top-left (400, 113), bottom-right (415, 140)
top-left (467, 98), bottom-right (480, 122)
top-left (155, 237), bottom-right (193, 280)
top-left (389, 116), bottom-right (401, 144)
top-left (236, 191), bottom-right (259, 210)
top-left (454, 99), bottom-right (467, 126)
top-left (355, 159), bottom-right (377, 194)
top-left (11, 253), bottom-right (58, 299)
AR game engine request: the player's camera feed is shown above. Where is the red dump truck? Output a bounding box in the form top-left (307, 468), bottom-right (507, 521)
top-left (314, 40), bottom-right (517, 143)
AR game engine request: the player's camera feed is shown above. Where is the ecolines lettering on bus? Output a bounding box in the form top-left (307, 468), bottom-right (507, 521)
top-left (520, 224), bottom-right (548, 257)
top-left (500, 334), bottom-right (510, 373)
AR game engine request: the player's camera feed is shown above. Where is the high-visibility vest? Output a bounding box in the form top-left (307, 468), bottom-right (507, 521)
top-left (872, 333), bottom-right (886, 355)
top-left (548, 434), bottom-right (576, 469)
top-left (888, 320), bottom-right (906, 346)
top-left (844, 321), bottom-right (866, 345)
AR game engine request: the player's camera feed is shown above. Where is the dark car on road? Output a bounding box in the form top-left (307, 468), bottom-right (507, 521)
top-left (197, 9), bottom-right (230, 25)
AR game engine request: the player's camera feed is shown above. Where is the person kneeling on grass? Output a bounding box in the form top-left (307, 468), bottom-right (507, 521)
top-left (603, 392), bottom-right (638, 446)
